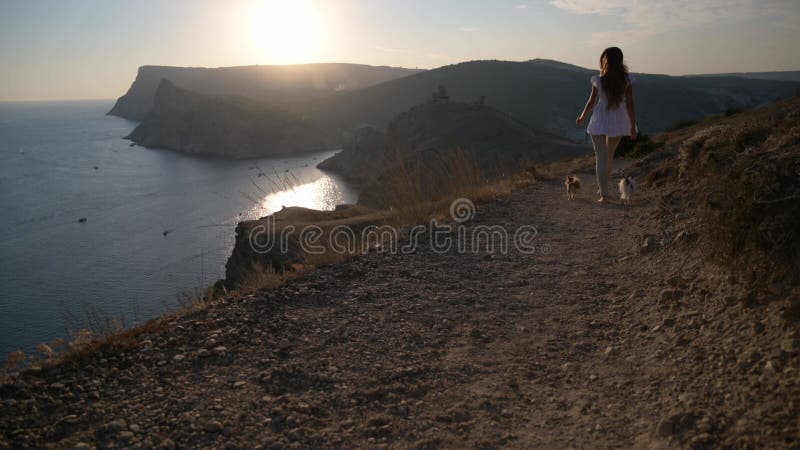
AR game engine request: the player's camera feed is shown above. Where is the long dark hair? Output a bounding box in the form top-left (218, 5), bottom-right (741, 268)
top-left (599, 47), bottom-right (629, 110)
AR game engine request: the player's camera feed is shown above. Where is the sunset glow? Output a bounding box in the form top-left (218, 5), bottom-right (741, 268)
top-left (246, 0), bottom-right (325, 65)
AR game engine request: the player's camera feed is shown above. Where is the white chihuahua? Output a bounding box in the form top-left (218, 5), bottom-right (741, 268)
top-left (619, 176), bottom-right (635, 205)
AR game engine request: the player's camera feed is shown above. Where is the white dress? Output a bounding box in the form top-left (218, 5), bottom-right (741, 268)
top-left (587, 75), bottom-right (633, 137)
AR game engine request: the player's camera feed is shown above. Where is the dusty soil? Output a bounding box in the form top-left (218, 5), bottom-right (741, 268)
top-left (1, 164), bottom-right (799, 449)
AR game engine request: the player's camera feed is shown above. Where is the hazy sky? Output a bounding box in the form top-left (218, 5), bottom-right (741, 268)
top-left (1, 0), bottom-right (799, 101)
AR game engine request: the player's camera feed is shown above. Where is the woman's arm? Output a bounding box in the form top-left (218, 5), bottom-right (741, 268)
top-left (625, 83), bottom-right (638, 139)
top-left (576, 86), bottom-right (598, 126)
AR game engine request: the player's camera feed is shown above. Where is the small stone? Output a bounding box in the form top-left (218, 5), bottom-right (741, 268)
top-left (233, 381), bottom-right (247, 388)
top-left (589, 374), bottom-right (598, 382)
top-left (780, 339), bottom-right (799, 353)
top-left (500, 409), bottom-right (513, 418)
top-left (659, 289), bottom-right (684, 302)
top-left (392, 405), bottom-right (410, 418)
top-left (640, 236), bottom-right (658, 253)
top-left (157, 439), bottom-right (176, 450)
top-left (213, 346), bottom-right (228, 355)
top-left (205, 420), bottom-right (224, 433)
top-left (656, 419), bottom-right (673, 437)
top-left (129, 423), bottom-right (141, 433)
top-left (107, 419), bottom-right (127, 432)
top-left (603, 346), bottom-right (618, 357)
top-left (173, 354), bottom-right (185, 361)
top-left (118, 431), bottom-right (134, 441)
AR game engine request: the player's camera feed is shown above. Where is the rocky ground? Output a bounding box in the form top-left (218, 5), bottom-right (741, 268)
top-left (1, 158), bottom-right (799, 448)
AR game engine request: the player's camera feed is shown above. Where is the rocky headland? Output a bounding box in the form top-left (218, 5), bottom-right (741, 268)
top-left (125, 79), bottom-right (336, 158)
top-left (109, 63), bottom-right (424, 121)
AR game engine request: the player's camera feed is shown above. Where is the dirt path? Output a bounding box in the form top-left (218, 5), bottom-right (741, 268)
top-left (2, 171), bottom-right (798, 449)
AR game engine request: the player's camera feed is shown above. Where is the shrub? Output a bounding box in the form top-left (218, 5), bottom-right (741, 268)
top-left (699, 131), bottom-right (800, 284)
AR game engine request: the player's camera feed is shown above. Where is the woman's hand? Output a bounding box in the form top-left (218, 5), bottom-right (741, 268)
top-left (576, 115), bottom-right (586, 126)
top-left (630, 125), bottom-right (638, 140)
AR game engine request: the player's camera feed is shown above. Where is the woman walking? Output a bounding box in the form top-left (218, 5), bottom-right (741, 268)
top-left (576, 47), bottom-right (637, 203)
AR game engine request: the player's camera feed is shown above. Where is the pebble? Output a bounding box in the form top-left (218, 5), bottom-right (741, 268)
top-left (107, 419), bottom-right (127, 432)
top-left (780, 338), bottom-right (799, 353)
top-left (118, 430), bottom-right (135, 441)
top-left (233, 381), bottom-right (247, 388)
top-left (659, 289), bottom-right (684, 302)
top-left (205, 420), bottom-right (224, 433)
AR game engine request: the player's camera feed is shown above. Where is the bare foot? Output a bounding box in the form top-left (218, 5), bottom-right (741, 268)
top-left (597, 197), bottom-right (608, 204)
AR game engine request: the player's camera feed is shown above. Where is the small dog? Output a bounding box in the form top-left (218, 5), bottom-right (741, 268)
top-left (619, 176), bottom-right (635, 205)
top-left (565, 175), bottom-right (581, 200)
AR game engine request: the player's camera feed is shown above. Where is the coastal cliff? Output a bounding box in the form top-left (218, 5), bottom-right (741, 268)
top-left (108, 64), bottom-right (425, 121)
top-left (125, 79), bottom-right (336, 158)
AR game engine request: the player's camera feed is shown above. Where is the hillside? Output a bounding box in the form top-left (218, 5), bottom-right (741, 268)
top-left (119, 60), bottom-right (800, 159)
top-left (108, 63), bottom-right (424, 121)
top-left (318, 100), bottom-right (588, 207)
top-left (3, 98), bottom-right (799, 448)
top-left (125, 79), bottom-right (335, 158)
top-left (306, 60), bottom-right (800, 141)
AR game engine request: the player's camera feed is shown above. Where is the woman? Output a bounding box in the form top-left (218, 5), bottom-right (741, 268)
top-left (576, 47), bottom-right (637, 203)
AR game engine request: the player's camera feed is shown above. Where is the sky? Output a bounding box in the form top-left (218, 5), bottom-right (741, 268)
top-left (1, 0), bottom-right (799, 101)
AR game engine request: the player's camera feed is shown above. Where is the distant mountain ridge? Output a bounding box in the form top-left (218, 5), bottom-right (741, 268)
top-left (122, 59), bottom-right (800, 158)
top-left (690, 71), bottom-right (800, 82)
top-left (108, 63), bottom-right (425, 121)
top-left (303, 60), bottom-right (800, 142)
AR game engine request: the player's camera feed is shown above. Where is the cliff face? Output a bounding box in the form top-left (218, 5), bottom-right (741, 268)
top-left (108, 64), bottom-right (425, 121)
top-left (126, 79), bottom-right (335, 158)
top-left (319, 101), bottom-right (589, 207)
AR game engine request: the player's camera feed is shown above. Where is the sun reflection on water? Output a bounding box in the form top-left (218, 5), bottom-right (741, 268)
top-left (246, 175), bottom-right (348, 220)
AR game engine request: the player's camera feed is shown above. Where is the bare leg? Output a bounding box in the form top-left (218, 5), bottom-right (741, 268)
top-left (606, 136), bottom-right (622, 183)
top-left (590, 134), bottom-right (609, 202)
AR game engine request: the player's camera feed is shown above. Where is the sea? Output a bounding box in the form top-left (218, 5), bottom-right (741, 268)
top-left (0, 100), bottom-right (357, 357)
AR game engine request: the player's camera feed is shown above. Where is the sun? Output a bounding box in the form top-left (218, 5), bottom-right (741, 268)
top-left (247, 0), bottom-right (324, 65)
